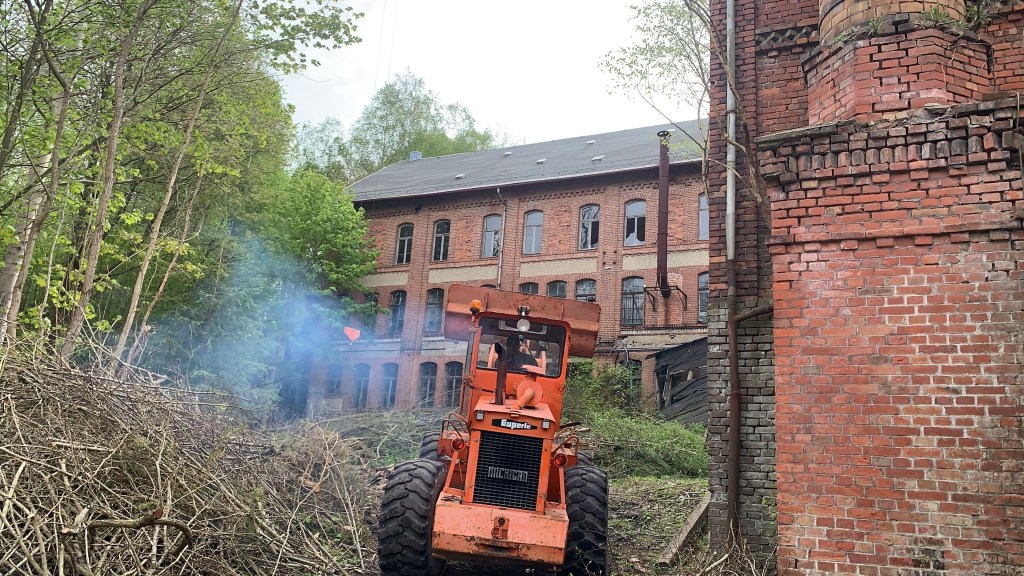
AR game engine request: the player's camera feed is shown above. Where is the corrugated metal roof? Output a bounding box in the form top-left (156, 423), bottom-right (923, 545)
top-left (349, 119), bottom-right (706, 202)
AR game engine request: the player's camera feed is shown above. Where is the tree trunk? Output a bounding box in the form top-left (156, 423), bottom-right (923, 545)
top-left (60, 0), bottom-right (156, 359)
top-left (138, 174), bottom-right (203, 334)
top-left (113, 1), bottom-right (242, 364)
top-left (0, 155), bottom-right (49, 342)
top-left (5, 81), bottom-right (72, 342)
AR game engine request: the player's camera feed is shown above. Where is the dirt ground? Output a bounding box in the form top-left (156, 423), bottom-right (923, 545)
top-left (367, 473), bottom-right (709, 575)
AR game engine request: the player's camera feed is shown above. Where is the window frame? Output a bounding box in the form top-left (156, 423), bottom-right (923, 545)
top-left (424, 288), bottom-right (444, 334)
top-left (389, 290), bottom-right (407, 334)
top-left (698, 194), bottom-right (709, 241)
top-left (395, 223), bottom-right (414, 264)
top-left (575, 279), bottom-right (597, 302)
top-left (579, 204), bottom-right (600, 251)
top-left (624, 200), bottom-right (647, 247)
top-left (482, 214), bottom-right (502, 258)
top-left (381, 363), bottom-right (398, 408)
top-left (698, 272), bottom-right (710, 323)
top-left (418, 362), bottom-right (437, 407)
top-left (519, 282), bottom-right (539, 295)
top-left (523, 210), bottom-right (543, 255)
top-left (546, 280), bottom-right (567, 298)
top-left (621, 276), bottom-right (645, 326)
top-left (353, 364), bottom-right (370, 409)
top-left (325, 364), bottom-right (342, 395)
top-left (443, 361), bottom-right (463, 408)
top-left (432, 220), bottom-right (451, 261)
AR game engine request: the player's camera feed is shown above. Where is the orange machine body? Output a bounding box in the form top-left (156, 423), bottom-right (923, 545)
top-left (430, 285), bottom-right (600, 567)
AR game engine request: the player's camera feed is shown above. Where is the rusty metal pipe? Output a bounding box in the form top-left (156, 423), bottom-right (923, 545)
top-left (494, 342), bottom-right (508, 405)
top-left (726, 263), bottom-right (740, 538)
top-left (727, 263), bottom-right (773, 539)
top-left (657, 131), bottom-right (671, 298)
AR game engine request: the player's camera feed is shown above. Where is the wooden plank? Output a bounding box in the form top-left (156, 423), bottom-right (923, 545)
top-left (656, 491), bottom-right (711, 567)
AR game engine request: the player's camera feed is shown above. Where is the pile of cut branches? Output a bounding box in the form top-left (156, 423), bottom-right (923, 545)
top-left (0, 352), bottom-right (370, 575)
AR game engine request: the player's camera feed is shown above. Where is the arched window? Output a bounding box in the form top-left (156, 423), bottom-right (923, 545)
top-left (433, 220), bottom-right (450, 261)
top-left (624, 200), bottom-right (646, 246)
top-left (698, 272), bottom-right (710, 323)
top-left (325, 364), bottom-right (342, 395)
top-left (547, 280), bottom-right (567, 298)
top-left (418, 363), bottom-right (437, 407)
top-left (575, 279), bottom-right (596, 302)
top-left (381, 364), bottom-right (398, 408)
top-left (396, 223), bottom-right (413, 264)
top-left (519, 282), bottom-right (539, 295)
top-left (523, 210), bottom-right (543, 254)
top-left (698, 194), bottom-right (709, 240)
top-left (424, 288), bottom-right (444, 334)
top-left (353, 364), bottom-right (370, 409)
top-left (482, 284), bottom-right (497, 288)
top-left (482, 214), bottom-right (502, 258)
top-left (621, 277), bottom-right (645, 326)
top-left (443, 362), bottom-right (463, 408)
top-left (579, 204), bottom-right (600, 250)
top-left (389, 291), bottom-right (407, 334)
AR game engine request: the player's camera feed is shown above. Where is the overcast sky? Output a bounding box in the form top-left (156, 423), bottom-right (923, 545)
top-left (281, 0), bottom-right (698, 146)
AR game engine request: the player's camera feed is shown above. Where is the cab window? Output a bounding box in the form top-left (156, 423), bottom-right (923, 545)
top-left (476, 317), bottom-right (565, 378)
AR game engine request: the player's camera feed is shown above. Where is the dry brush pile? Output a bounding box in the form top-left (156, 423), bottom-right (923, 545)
top-left (0, 352), bottom-right (371, 575)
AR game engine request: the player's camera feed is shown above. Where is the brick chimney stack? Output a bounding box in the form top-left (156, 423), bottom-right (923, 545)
top-left (807, 0), bottom-right (992, 124)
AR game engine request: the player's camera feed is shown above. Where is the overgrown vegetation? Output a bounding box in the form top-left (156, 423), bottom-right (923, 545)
top-left (0, 344), bottom-right (370, 575)
top-left (565, 360), bottom-right (708, 478)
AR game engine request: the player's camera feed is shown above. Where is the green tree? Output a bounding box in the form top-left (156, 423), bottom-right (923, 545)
top-left (601, 1), bottom-right (711, 117)
top-left (291, 118), bottom-right (351, 182)
top-left (347, 72), bottom-right (496, 179)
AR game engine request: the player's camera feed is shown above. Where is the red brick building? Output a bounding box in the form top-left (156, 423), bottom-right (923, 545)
top-left (707, 0), bottom-right (1024, 574)
top-left (305, 122), bottom-right (709, 414)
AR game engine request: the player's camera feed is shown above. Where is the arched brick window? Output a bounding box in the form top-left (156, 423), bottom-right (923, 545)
top-left (353, 364), bottom-right (370, 409)
top-left (621, 277), bottom-right (645, 326)
top-left (424, 288), bottom-right (444, 334)
top-left (433, 220), bottom-right (450, 261)
top-left (579, 204), bottom-right (600, 250)
top-left (381, 363), bottom-right (398, 408)
top-left (444, 362), bottom-right (463, 408)
top-left (395, 223), bottom-right (413, 264)
top-left (389, 291), bottom-right (407, 334)
top-left (698, 194), bottom-right (709, 240)
top-left (519, 282), bottom-right (539, 294)
top-left (418, 362), bottom-right (437, 407)
top-left (698, 272), bottom-right (710, 323)
top-left (575, 279), bottom-right (596, 302)
top-left (624, 200), bottom-right (646, 246)
top-left (523, 210), bottom-right (543, 254)
top-left (482, 214), bottom-right (502, 258)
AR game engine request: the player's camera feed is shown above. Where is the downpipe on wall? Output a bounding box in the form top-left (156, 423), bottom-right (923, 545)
top-left (724, 0), bottom-right (773, 541)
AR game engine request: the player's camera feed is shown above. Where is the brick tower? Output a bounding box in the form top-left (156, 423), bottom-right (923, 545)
top-left (707, 0), bottom-right (1024, 573)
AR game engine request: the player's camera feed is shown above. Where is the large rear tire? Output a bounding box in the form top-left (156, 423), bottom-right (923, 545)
top-left (419, 432), bottom-right (441, 461)
top-left (575, 450), bottom-right (593, 466)
top-left (378, 459), bottom-right (447, 576)
top-left (560, 465), bottom-right (609, 576)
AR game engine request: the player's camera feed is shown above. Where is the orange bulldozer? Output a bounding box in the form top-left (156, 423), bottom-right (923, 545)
top-left (377, 284), bottom-right (607, 575)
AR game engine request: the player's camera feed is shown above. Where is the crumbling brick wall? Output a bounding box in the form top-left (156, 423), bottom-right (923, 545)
top-left (759, 97), bottom-right (1024, 576)
top-left (708, 0), bottom-right (1024, 571)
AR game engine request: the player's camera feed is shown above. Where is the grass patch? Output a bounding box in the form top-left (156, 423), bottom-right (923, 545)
top-left (566, 360), bottom-right (708, 478)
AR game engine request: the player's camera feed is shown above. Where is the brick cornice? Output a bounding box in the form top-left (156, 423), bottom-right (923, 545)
top-left (755, 19), bottom-right (820, 51)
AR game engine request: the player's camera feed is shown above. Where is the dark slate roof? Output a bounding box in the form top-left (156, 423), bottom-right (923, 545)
top-left (653, 337), bottom-right (708, 372)
top-left (349, 119), bottom-right (705, 202)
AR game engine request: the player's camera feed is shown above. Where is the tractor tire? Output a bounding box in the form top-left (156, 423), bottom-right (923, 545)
top-left (575, 451), bottom-right (593, 466)
top-left (419, 432), bottom-right (441, 461)
top-left (560, 465), bottom-right (609, 576)
top-left (378, 459), bottom-right (447, 576)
